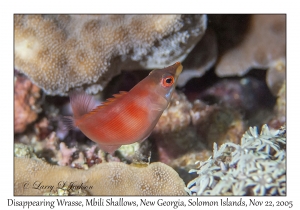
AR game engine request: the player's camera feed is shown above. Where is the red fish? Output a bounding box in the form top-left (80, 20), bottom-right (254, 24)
top-left (65, 62), bottom-right (183, 154)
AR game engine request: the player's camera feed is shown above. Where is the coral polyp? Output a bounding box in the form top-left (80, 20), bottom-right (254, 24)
top-left (186, 125), bottom-right (286, 196)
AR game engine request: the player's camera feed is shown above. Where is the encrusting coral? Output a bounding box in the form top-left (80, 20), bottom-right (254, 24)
top-left (15, 14), bottom-right (206, 95)
top-left (14, 157), bottom-right (187, 195)
top-left (186, 124), bottom-right (286, 195)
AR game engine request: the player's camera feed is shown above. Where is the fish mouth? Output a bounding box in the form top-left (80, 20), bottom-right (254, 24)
top-left (161, 62), bottom-right (183, 78)
top-left (169, 62), bottom-right (183, 85)
top-left (174, 62), bottom-right (183, 80)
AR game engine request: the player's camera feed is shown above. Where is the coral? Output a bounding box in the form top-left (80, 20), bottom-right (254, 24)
top-left (186, 124), bottom-right (286, 195)
top-left (14, 157), bottom-right (187, 195)
top-left (274, 82), bottom-right (286, 122)
top-left (266, 58), bottom-right (286, 96)
top-left (14, 73), bottom-right (41, 133)
top-left (57, 142), bottom-right (77, 166)
top-left (269, 81), bottom-right (286, 129)
top-left (153, 92), bottom-right (192, 134)
top-left (44, 185), bottom-right (89, 196)
top-left (169, 150), bottom-right (212, 184)
top-left (215, 15), bottom-right (285, 77)
top-left (192, 101), bottom-right (245, 149)
top-left (198, 77), bottom-right (273, 114)
top-left (177, 29), bottom-right (218, 87)
top-left (116, 142), bottom-right (142, 162)
top-left (71, 152), bottom-right (88, 170)
top-left (151, 92), bottom-right (207, 164)
top-left (14, 143), bottom-right (35, 158)
top-left (150, 91), bottom-right (245, 184)
top-left (14, 14), bottom-right (206, 95)
top-left (34, 117), bottom-right (52, 140)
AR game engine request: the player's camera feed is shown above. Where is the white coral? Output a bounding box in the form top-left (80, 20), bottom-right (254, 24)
top-left (186, 124), bottom-right (286, 195)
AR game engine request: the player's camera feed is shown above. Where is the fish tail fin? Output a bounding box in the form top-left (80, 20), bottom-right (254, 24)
top-left (61, 116), bottom-right (76, 130)
top-left (69, 91), bottom-right (96, 119)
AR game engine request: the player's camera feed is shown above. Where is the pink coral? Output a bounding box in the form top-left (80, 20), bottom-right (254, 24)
top-left (57, 142), bottom-right (76, 166)
top-left (14, 74), bottom-right (41, 133)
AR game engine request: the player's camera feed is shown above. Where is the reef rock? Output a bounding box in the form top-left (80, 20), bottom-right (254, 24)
top-left (14, 14), bottom-right (207, 95)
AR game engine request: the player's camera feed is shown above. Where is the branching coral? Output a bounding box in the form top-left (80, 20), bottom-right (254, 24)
top-left (14, 14), bottom-right (206, 95)
top-left (186, 124), bottom-right (286, 195)
top-left (14, 157), bottom-right (187, 195)
top-left (57, 142), bottom-right (77, 166)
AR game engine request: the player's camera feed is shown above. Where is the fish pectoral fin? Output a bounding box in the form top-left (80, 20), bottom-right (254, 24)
top-left (61, 116), bottom-right (76, 130)
top-left (138, 132), bottom-right (151, 143)
top-left (69, 91), bottom-right (97, 119)
top-left (98, 144), bottom-right (121, 154)
top-left (151, 104), bottom-right (163, 112)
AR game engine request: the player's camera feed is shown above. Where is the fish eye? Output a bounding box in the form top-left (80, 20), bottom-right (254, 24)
top-left (162, 75), bottom-right (174, 87)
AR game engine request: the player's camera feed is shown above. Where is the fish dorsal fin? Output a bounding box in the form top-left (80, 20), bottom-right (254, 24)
top-left (86, 91), bottom-right (128, 114)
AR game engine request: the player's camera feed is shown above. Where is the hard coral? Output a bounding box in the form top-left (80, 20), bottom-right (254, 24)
top-left (186, 124), bottom-right (286, 196)
top-left (14, 74), bottom-right (41, 133)
top-left (266, 58), bottom-right (286, 96)
top-left (15, 14), bottom-right (206, 95)
top-left (215, 15), bottom-right (285, 77)
top-left (14, 157), bottom-right (187, 195)
top-left (269, 81), bottom-right (286, 129)
top-left (177, 29), bottom-right (218, 87)
top-left (57, 142), bottom-right (76, 166)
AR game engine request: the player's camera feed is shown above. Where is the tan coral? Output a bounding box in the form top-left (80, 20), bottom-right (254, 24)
top-left (269, 81), bottom-right (286, 129)
top-left (14, 157), bottom-right (187, 195)
top-left (215, 15), bottom-right (285, 77)
top-left (266, 58), bottom-right (286, 96)
top-left (14, 14), bottom-right (206, 95)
